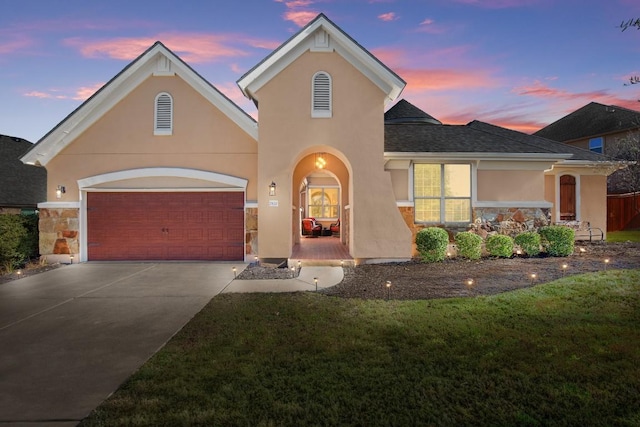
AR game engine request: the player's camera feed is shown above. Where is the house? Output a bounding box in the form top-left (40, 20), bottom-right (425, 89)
top-left (534, 101), bottom-right (640, 194)
top-left (0, 134), bottom-right (46, 214)
top-left (21, 14), bottom-right (620, 264)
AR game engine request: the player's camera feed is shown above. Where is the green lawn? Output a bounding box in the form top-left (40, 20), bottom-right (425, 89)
top-left (607, 230), bottom-right (640, 243)
top-left (81, 270), bottom-right (640, 426)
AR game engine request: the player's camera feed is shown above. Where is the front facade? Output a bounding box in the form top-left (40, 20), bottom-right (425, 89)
top-left (22, 14), bottom-right (618, 264)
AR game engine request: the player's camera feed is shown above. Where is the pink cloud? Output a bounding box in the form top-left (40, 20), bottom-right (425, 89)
top-left (283, 10), bottom-right (319, 27)
top-left (399, 67), bottom-right (499, 91)
top-left (511, 80), bottom-right (639, 110)
top-left (0, 33), bottom-right (33, 55)
top-left (23, 82), bottom-right (104, 102)
top-left (281, 0), bottom-right (315, 7)
top-left (64, 33), bottom-right (255, 63)
top-left (378, 12), bottom-right (398, 22)
top-left (415, 18), bottom-right (448, 34)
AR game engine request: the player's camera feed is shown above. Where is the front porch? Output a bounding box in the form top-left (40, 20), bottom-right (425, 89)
top-left (290, 235), bottom-right (352, 266)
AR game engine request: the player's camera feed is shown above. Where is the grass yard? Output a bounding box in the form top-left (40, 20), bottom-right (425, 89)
top-left (81, 270), bottom-right (640, 426)
top-left (607, 230), bottom-right (640, 243)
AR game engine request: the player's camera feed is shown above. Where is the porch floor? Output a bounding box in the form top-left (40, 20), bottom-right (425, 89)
top-left (291, 235), bottom-right (351, 263)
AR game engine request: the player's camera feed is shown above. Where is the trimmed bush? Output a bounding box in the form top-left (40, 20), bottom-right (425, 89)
top-left (0, 214), bottom-right (39, 271)
top-left (416, 227), bottom-right (449, 262)
top-left (485, 234), bottom-right (514, 258)
top-left (455, 231), bottom-right (483, 260)
top-left (539, 225), bottom-right (575, 257)
top-left (514, 231), bottom-right (541, 257)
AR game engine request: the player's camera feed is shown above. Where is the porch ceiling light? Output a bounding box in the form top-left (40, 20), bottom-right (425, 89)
top-left (269, 181), bottom-right (277, 196)
top-left (315, 153), bottom-right (327, 169)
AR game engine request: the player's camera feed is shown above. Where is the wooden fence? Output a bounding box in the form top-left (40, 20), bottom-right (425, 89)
top-left (607, 192), bottom-right (640, 231)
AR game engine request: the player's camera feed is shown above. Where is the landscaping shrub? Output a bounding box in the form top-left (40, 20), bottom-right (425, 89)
top-left (415, 227), bottom-right (449, 262)
top-left (539, 225), bottom-right (575, 257)
top-left (455, 231), bottom-right (483, 260)
top-left (485, 234), bottom-right (514, 258)
top-left (0, 214), bottom-right (39, 271)
top-left (514, 231), bottom-right (541, 257)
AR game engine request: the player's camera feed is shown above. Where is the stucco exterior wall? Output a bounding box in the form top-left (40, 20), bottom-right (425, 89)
top-left (544, 174), bottom-right (556, 221)
top-left (580, 174), bottom-right (607, 234)
top-left (477, 170), bottom-right (544, 201)
top-left (254, 50), bottom-right (411, 261)
top-left (46, 75), bottom-right (258, 202)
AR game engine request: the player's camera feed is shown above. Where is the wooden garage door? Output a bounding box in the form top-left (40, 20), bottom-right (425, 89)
top-left (87, 192), bottom-right (244, 261)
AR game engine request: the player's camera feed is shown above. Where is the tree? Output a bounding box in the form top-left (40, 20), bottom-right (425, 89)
top-left (621, 18), bottom-right (640, 87)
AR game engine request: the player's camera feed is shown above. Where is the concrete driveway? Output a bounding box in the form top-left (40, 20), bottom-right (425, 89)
top-left (0, 262), bottom-right (239, 426)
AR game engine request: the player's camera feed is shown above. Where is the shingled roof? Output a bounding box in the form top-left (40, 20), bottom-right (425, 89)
top-left (534, 101), bottom-right (640, 142)
top-left (385, 99), bottom-right (442, 125)
top-left (0, 135), bottom-right (46, 208)
top-left (384, 100), bottom-right (610, 162)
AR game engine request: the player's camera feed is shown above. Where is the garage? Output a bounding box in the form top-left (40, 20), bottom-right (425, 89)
top-left (87, 192), bottom-right (244, 261)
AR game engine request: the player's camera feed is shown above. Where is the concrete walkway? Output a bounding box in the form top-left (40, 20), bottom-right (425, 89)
top-left (0, 262), bottom-right (342, 426)
top-left (223, 266), bottom-right (343, 293)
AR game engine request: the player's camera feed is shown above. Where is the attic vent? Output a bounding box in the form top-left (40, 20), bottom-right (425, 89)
top-left (312, 72), bottom-right (332, 118)
top-left (154, 92), bottom-right (173, 135)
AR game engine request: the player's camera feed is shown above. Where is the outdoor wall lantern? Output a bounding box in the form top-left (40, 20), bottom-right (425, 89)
top-left (269, 181), bottom-right (277, 196)
top-left (56, 185), bottom-right (66, 199)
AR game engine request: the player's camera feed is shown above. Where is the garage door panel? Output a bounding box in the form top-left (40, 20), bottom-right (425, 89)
top-left (88, 192), bottom-right (244, 261)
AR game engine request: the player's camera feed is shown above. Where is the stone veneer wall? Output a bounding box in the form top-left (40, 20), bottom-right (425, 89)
top-left (398, 206), bottom-right (551, 257)
top-left (245, 207), bottom-right (258, 256)
top-left (39, 208), bottom-right (79, 257)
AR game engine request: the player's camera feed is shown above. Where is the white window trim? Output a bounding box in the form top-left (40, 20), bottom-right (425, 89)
top-left (413, 163), bottom-right (472, 224)
top-left (154, 92), bottom-right (173, 135)
top-left (311, 71), bottom-right (332, 118)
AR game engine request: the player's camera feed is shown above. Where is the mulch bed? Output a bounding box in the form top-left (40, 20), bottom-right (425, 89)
top-left (322, 241), bottom-right (640, 300)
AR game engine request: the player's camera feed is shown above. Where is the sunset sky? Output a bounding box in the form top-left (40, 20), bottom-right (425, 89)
top-left (1, 0), bottom-right (639, 143)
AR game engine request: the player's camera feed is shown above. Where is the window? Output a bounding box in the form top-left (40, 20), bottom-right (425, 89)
top-left (154, 92), bottom-right (173, 135)
top-left (312, 72), bottom-right (332, 118)
top-left (308, 187), bottom-right (339, 219)
top-left (414, 164), bottom-right (471, 223)
top-left (589, 137), bottom-right (603, 153)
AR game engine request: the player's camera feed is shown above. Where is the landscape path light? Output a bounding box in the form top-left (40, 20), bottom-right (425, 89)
top-left (530, 273), bottom-right (537, 285)
top-left (386, 280), bottom-right (392, 300)
top-left (232, 266), bottom-right (237, 278)
top-left (604, 258), bottom-right (610, 271)
top-left (561, 263), bottom-right (568, 277)
top-left (314, 277), bottom-right (318, 291)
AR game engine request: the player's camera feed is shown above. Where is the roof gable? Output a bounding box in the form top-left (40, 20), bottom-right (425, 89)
top-left (534, 101), bottom-right (640, 142)
top-left (22, 42), bottom-right (257, 166)
top-left (237, 13), bottom-right (405, 104)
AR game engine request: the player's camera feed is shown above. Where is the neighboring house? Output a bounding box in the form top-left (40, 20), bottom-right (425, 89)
top-left (534, 102), bottom-right (640, 194)
top-left (0, 134), bottom-right (46, 214)
top-left (21, 14), bottom-right (620, 264)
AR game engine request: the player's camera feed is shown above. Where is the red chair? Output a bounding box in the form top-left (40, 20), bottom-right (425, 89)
top-left (302, 218), bottom-right (322, 236)
top-left (330, 219), bottom-right (340, 236)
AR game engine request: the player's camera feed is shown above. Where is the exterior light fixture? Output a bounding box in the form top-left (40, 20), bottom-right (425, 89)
top-left (314, 277), bottom-right (318, 291)
top-left (232, 266), bottom-right (237, 278)
top-left (56, 185), bottom-right (66, 199)
top-left (70, 254), bottom-right (74, 265)
top-left (269, 181), bottom-right (276, 196)
top-left (466, 278), bottom-right (474, 288)
top-left (530, 273), bottom-right (537, 284)
top-left (315, 153), bottom-right (327, 169)
top-left (561, 263), bottom-right (568, 276)
top-left (604, 258), bottom-right (610, 270)
top-left (386, 280), bottom-right (392, 300)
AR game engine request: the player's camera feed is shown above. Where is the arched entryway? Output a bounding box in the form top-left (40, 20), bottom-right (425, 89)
top-left (291, 151), bottom-right (351, 261)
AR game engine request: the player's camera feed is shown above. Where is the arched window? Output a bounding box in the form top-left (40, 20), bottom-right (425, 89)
top-left (312, 72), bottom-right (332, 118)
top-left (154, 92), bottom-right (173, 135)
